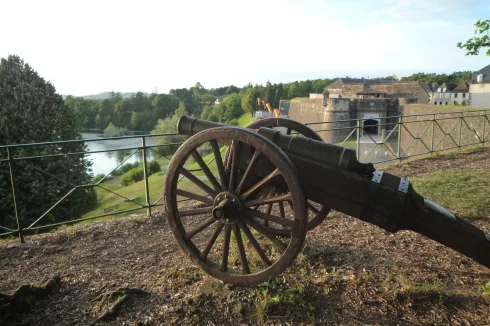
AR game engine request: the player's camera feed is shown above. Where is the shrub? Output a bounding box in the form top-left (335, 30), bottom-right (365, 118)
top-left (111, 162), bottom-right (140, 176)
top-left (148, 160), bottom-right (161, 175)
top-left (92, 174), bottom-right (109, 184)
top-left (104, 122), bottom-right (129, 137)
top-left (228, 118), bottom-right (238, 126)
top-left (120, 166), bottom-right (144, 186)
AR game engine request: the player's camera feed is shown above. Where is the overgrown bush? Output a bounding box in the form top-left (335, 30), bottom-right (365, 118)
top-left (148, 160), bottom-right (161, 175)
top-left (119, 161), bottom-right (161, 186)
top-left (92, 174), bottom-right (112, 184)
top-left (120, 166), bottom-right (144, 186)
top-left (104, 122), bottom-right (129, 137)
top-left (111, 162), bottom-right (140, 176)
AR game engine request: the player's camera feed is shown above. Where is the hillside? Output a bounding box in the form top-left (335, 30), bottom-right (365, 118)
top-left (1, 148), bottom-right (490, 325)
top-left (64, 92), bottom-right (149, 100)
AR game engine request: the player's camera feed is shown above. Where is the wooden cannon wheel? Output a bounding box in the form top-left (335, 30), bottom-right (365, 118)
top-left (164, 127), bottom-right (307, 285)
top-left (244, 118), bottom-right (331, 235)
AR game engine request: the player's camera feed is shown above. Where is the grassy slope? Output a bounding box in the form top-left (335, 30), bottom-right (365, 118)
top-left (411, 168), bottom-right (490, 218)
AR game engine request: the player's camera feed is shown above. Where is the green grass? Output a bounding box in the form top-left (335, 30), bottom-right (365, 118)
top-left (336, 140), bottom-right (357, 149)
top-left (237, 113), bottom-right (255, 127)
top-left (411, 169), bottom-right (490, 218)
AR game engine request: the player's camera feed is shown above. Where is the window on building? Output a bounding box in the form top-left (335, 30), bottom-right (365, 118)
top-left (433, 102), bottom-right (437, 105)
top-left (455, 93), bottom-right (458, 98)
top-left (446, 93), bottom-right (450, 98)
top-left (463, 93), bottom-right (466, 98)
top-left (477, 74), bottom-right (483, 82)
top-left (445, 102), bottom-right (448, 105)
top-left (440, 102), bottom-right (443, 105)
top-left (438, 88), bottom-right (441, 92)
top-left (443, 87), bottom-right (447, 92)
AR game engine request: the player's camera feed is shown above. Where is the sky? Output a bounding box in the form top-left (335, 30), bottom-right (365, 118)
top-left (1, 0), bottom-right (489, 96)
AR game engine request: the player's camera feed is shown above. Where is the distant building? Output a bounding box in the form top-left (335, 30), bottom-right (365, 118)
top-left (432, 83), bottom-right (458, 105)
top-left (469, 64), bottom-right (490, 108)
top-left (324, 78), bottom-right (430, 104)
top-left (452, 82), bottom-right (469, 105)
top-left (214, 97), bottom-right (225, 106)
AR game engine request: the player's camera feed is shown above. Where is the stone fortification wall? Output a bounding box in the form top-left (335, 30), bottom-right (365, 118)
top-left (288, 98), bottom-right (354, 143)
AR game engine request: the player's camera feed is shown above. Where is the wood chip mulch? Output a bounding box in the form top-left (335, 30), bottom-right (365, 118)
top-left (1, 148), bottom-right (490, 325)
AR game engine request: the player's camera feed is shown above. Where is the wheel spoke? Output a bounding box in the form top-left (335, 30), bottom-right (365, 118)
top-left (233, 225), bottom-right (250, 274)
top-left (286, 127), bottom-right (292, 135)
top-left (221, 225), bottom-right (231, 271)
top-left (308, 202), bottom-right (319, 214)
top-left (235, 149), bottom-right (262, 195)
top-left (200, 222), bottom-right (224, 259)
top-left (179, 167), bottom-right (217, 197)
top-left (228, 140), bottom-right (242, 192)
top-left (244, 193), bottom-right (292, 208)
top-left (176, 206), bottom-right (213, 218)
top-left (246, 218), bottom-right (287, 252)
top-left (246, 209), bottom-right (294, 228)
top-left (210, 139), bottom-right (228, 191)
top-left (185, 216), bottom-right (216, 240)
top-left (240, 168), bottom-right (281, 200)
top-left (240, 222), bottom-right (272, 267)
top-left (278, 201), bottom-right (286, 219)
top-left (191, 150), bottom-right (222, 193)
top-left (176, 189), bottom-right (213, 206)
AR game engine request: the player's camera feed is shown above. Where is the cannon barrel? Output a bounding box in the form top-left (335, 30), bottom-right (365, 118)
top-left (177, 115), bottom-right (375, 175)
top-left (176, 116), bottom-right (490, 269)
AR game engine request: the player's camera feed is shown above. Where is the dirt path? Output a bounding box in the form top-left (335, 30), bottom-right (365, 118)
top-left (1, 148), bottom-right (490, 325)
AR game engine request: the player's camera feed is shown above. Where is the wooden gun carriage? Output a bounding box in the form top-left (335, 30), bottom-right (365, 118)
top-left (164, 116), bottom-right (490, 285)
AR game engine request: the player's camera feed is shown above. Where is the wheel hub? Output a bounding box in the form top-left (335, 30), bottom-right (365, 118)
top-left (213, 192), bottom-right (244, 224)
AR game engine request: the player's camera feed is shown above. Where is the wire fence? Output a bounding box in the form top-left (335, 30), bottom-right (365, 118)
top-left (304, 109), bottom-right (490, 166)
top-left (0, 132), bottom-right (185, 242)
top-left (1, 109), bottom-right (489, 242)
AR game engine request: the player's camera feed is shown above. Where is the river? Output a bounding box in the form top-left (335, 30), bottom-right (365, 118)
top-left (81, 132), bottom-right (158, 176)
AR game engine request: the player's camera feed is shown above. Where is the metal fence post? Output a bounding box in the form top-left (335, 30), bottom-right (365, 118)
top-left (397, 116), bottom-right (402, 163)
top-left (141, 137), bottom-right (152, 217)
top-left (356, 119), bottom-right (361, 161)
top-left (430, 114), bottom-right (435, 153)
top-left (483, 112), bottom-right (487, 148)
top-left (7, 147), bottom-right (24, 243)
top-left (458, 112), bottom-right (463, 151)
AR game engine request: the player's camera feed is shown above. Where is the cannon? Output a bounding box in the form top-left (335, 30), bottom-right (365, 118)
top-left (164, 116), bottom-right (490, 285)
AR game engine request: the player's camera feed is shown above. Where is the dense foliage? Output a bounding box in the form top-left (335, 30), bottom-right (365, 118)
top-left (457, 19), bottom-right (490, 56)
top-left (66, 78), bottom-right (336, 132)
top-left (0, 55), bottom-right (97, 230)
top-left (400, 71), bottom-right (473, 85)
top-left (119, 160), bottom-right (161, 186)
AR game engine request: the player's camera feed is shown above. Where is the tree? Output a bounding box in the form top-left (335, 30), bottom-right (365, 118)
top-left (457, 19), bottom-right (490, 56)
top-left (241, 88), bottom-right (261, 116)
top-left (222, 93), bottom-right (244, 121)
top-left (200, 105), bottom-right (213, 120)
top-left (151, 102), bottom-right (188, 155)
top-left (113, 99), bottom-right (132, 128)
top-left (0, 55), bottom-right (96, 230)
top-left (152, 94), bottom-right (180, 119)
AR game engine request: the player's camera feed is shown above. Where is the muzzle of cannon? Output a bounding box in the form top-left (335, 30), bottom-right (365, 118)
top-left (164, 116), bottom-right (490, 285)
